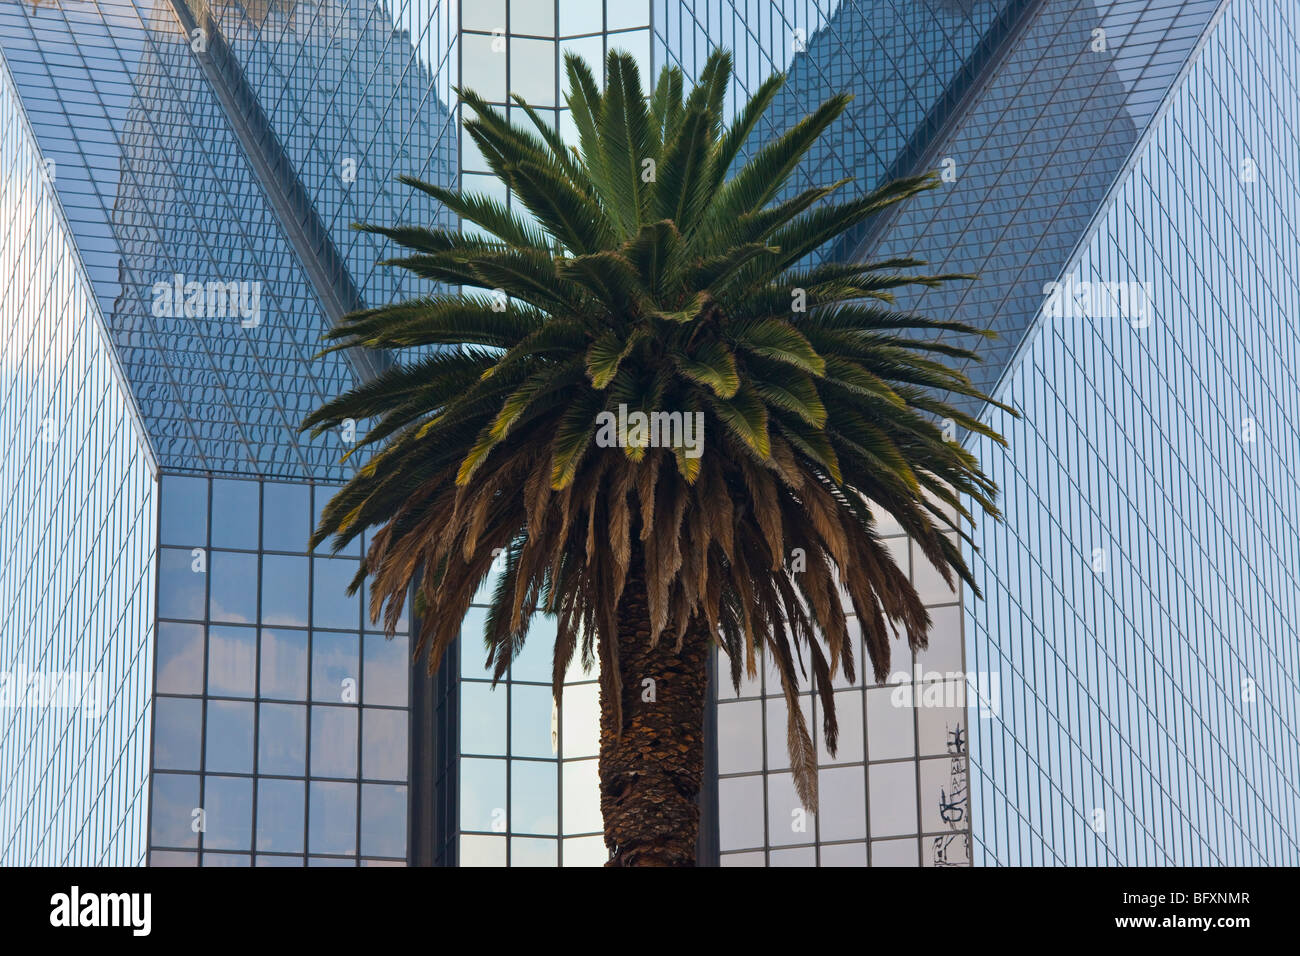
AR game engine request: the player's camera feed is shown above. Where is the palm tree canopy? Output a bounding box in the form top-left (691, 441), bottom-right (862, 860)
top-left (304, 49), bottom-right (1010, 808)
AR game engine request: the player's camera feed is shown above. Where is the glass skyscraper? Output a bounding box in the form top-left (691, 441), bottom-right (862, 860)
top-left (1, 0), bottom-right (1295, 867)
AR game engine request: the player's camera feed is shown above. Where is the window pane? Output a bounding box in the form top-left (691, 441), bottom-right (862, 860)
top-left (461, 0), bottom-right (504, 33)
top-left (154, 697), bottom-right (202, 771)
top-left (363, 633), bottom-right (408, 706)
top-left (560, 681), bottom-right (598, 758)
top-left (310, 705), bottom-right (358, 778)
top-left (211, 478), bottom-right (259, 549)
top-left (462, 34), bottom-right (507, 102)
top-left (765, 773), bottom-right (808, 848)
top-left (460, 758), bottom-right (506, 832)
top-left (205, 700), bottom-right (254, 774)
top-left (256, 778), bottom-right (304, 853)
top-left (560, 0), bottom-right (602, 35)
top-left (308, 782), bottom-right (357, 855)
top-left (151, 773), bottom-right (200, 848)
top-left (510, 684), bottom-right (554, 757)
top-left (561, 759), bottom-right (600, 834)
top-left (262, 555), bottom-right (307, 627)
top-left (718, 775), bottom-right (764, 851)
top-left (262, 483), bottom-right (311, 553)
top-left (360, 784), bottom-right (406, 857)
top-left (511, 837), bottom-right (557, 866)
top-left (156, 623), bottom-right (204, 695)
top-left (509, 39), bottom-right (556, 106)
top-left (869, 761), bottom-right (919, 838)
top-left (362, 708), bottom-right (407, 781)
top-left (261, 628), bottom-right (308, 700)
top-left (313, 557), bottom-right (360, 630)
top-left (510, 760), bottom-right (557, 835)
top-left (511, 615), bottom-right (553, 682)
top-left (207, 625), bottom-right (256, 697)
top-left (312, 631), bottom-right (359, 703)
top-left (460, 834), bottom-right (505, 866)
top-left (160, 475), bottom-right (207, 546)
top-left (258, 703), bottom-right (306, 776)
top-left (818, 766), bottom-right (867, 842)
top-left (510, 0), bottom-right (553, 35)
top-left (461, 682), bottom-right (507, 756)
top-left (210, 551), bottom-right (258, 624)
top-left (203, 776), bottom-right (252, 851)
top-left (158, 547), bottom-right (205, 621)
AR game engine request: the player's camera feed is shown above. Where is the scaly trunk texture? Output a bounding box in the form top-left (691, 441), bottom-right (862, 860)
top-left (598, 551), bottom-right (709, 866)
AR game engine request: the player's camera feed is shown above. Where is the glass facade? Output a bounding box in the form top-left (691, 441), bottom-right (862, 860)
top-left (0, 0), bottom-right (359, 478)
top-left (861, 0), bottom-right (1221, 411)
top-left (0, 49), bottom-right (158, 865)
top-left (451, 586), bottom-right (605, 867)
top-left (963, 0), bottom-right (1300, 865)
top-left (715, 506), bottom-right (973, 866)
top-left (149, 475), bottom-right (410, 866)
top-left (3, 0), bottom-right (1297, 870)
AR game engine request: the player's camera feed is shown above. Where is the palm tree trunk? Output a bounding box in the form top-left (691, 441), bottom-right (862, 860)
top-left (598, 550), bottom-right (709, 866)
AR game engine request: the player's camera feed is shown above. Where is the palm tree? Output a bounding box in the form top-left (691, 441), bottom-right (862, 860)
top-left (304, 49), bottom-right (1010, 867)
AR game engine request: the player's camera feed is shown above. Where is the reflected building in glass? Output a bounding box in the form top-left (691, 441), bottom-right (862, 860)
top-left (1, 0), bottom-right (1297, 868)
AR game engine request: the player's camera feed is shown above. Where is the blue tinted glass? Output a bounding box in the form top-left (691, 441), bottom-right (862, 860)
top-left (160, 475), bottom-right (208, 546)
top-left (257, 778), bottom-right (305, 854)
top-left (262, 555), bottom-right (308, 627)
top-left (461, 682), bottom-right (507, 756)
top-left (310, 705), bottom-right (358, 778)
top-left (361, 708), bottom-right (407, 782)
top-left (312, 632), bottom-right (359, 704)
top-left (158, 547), bottom-right (206, 621)
top-left (207, 626), bottom-right (257, 698)
top-left (360, 784), bottom-right (406, 857)
top-left (263, 483), bottom-right (311, 553)
top-left (308, 782), bottom-right (357, 856)
top-left (313, 557), bottom-right (361, 630)
top-left (261, 628), bottom-right (308, 701)
top-left (210, 551), bottom-right (259, 625)
top-left (156, 623), bottom-right (205, 695)
top-left (258, 704), bottom-right (307, 776)
top-left (211, 479), bottom-right (260, 550)
top-left (203, 776), bottom-right (253, 851)
top-left (154, 698), bottom-right (203, 772)
top-left (150, 774), bottom-right (200, 849)
top-left (362, 633), bottom-right (408, 707)
top-left (205, 701), bottom-right (255, 774)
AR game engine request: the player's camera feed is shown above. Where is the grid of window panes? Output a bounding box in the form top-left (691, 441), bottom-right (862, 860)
top-left (859, 0), bottom-right (1221, 414)
top-left (148, 475), bottom-right (411, 866)
top-left (716, 509), bottom-right (973, 866)
top-left (964, 0), bottom-right (1300, 865)
top-left (459, 0), bottom-right (652, 212)
top-left (186, 0), bottom-right (460, 310)
top-left (0, 0), bottom-right (359, 479)
top-left (0, 51), bottom-right (158, 866)
top-left (455, 577), bottom-right (606, 867)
